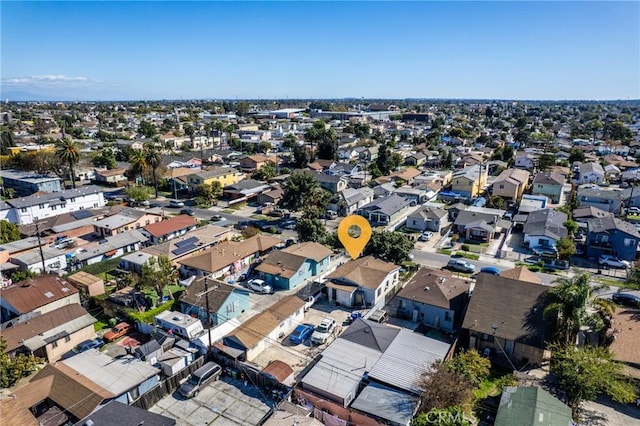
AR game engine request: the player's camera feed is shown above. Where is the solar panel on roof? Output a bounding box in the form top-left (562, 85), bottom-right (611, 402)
top-left (72, 210), bottom-right (93, 220)
top-left (175, 236), bottom-right (198, 248)
top-left (172, 243), bottom-right (197, 256)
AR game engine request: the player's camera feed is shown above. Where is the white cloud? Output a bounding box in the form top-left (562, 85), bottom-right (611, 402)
top-left (1, 75), bottom-right (98, 87)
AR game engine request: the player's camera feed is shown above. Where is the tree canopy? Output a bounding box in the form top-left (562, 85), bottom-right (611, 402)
top-left (296, 217), bottom-right (329, 244)
top-left (0, 337), bottom-right (43, 388)
top-left (195, 182), bottom-right (222, 207)
top-left (0, 220), bottom-right (21, 244)
top-left (364, 231), bottom-right (414, 264)
top-left (280, 170), bottom-right (330, 219)
top-left (140, 255), bottom-right (176, 305)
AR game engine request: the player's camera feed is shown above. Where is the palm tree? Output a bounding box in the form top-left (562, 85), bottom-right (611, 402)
top-left (544, 273), bottom-right (608, 345)
top-left (144, 144), bottom-right (163, 199)
top-left (55, 138), bottom-right (79, 189)
top-left (129, 149), bottom-right (149, 185)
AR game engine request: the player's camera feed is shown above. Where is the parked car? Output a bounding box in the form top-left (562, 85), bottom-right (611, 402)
top-left (325, 210), bottom-right (338, 219)
top-left (235, 221), bottom-right (250, 230)
top-left (627, 206), bottom-right (640, 215)
top-left (288, 323), bottom-right (315, 344)
top-left (248, 278), bottom-right (273, 294)
top-left (311, 318), bottom-right (337, 345)
top-left (447, 258), bottom-right (476, 273)
top-left (103, 322), bottom-right (132, 342)
top-left (480, 266), bottom-right (501, 276)
top-left (74, 338), bottom-right (105, 353)
top-left (419, 231), bottom-right (433, 242)
top-left (598, 255), bottom-right (631, 269)
top-left (169, 199), bottom-right (185, 208)
top-left (180, 208), bottom-right (195, 216)
top-left (178, 361), bottom-right (222, 398)
top-left (211, 214), bottom-right (223, 221)
top-left (611, 292), bottom-right (640, 307)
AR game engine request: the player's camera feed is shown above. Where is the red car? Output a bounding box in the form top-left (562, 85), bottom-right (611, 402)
top-left (103, 322), bottom-right (131, 342)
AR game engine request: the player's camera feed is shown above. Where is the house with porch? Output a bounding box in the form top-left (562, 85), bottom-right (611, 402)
top-left (312, 172), bottom-right (348, 194)
top-left (389, 267), bottom-right (470, 332)
top-left (453, 210), bottom-right (501, 243)
top-left (328, 187), bottom-right (374, 217)
top-left (356, 194), bottom-right (413, 227)
top-left (254, 242), bottom-right (333, 291)
top-left (462, 274), bottom-right (554, 367)
top-left (187, 166), bottom-right (244, 191)
top-left (585, 216), bottom-right (640, 261)
top-left (325, 256), bottom-right (400, 308)
top-left (523, 209), bottom-right (568, 251)
top-left (180, 278), bottom-right (250, 326)
top-left (406, 206), bottom-right (448, 233)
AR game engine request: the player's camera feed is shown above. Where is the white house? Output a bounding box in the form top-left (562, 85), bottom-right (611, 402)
top-left (575, 162), bottom-right (605, 185)
top-left (1, 185), bottom-right (106, 225)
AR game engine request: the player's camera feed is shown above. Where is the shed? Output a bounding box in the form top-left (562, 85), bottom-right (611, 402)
top-left (350, 382), bottom-right (419, 426)
top-left (262, 360), bottom-right (294, 387)
top-left (66, 271), bottom-right (106, 297)
top-left (157, 347), bottom-right (196, 376)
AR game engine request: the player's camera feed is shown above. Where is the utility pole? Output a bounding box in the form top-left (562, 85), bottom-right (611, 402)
top-left (196, 277), bottom-right (218, 355)
top-left (34, 221), bottom-right (46, 274)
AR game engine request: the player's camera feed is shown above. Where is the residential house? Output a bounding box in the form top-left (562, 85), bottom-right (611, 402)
top-left (453, 210), bottom-right (502, 243)
top-left (328, 187), bottom-right (374, 216)
top-left (2, 185), bottom-right (106, 225)
top-left (222, 179), bottom-right (272, 202)
top-left (141, 214), bottom-right (199, 245)
top-left (531, 172), bottom-right (566, 204)
top-left (328, 162), bottom-right (361, 177)
top-left (187, 166), bottom-right (244, 190)
top-left (514, 152), bottom-right (539, 170)
top-left (572, 206), bottom-right (613, 226)
top-left (123, 225), bottom-right (230, 271)
top-left (93, 208), bottom-right (162, 238)
top-left (180, 279), bottom-right (250, 327)
top-left (28, 350), bottom-right (160, 421)
top-left (254, 242), bottom-right (333, 291)
top-left (394, 186), bottom-right (429, 205)
top-left (405, 152), bottom-right (427, 167)
top-left (300, 318), bottom-right (450, 419)
top-left (451, 164), bottom-right (488, 199)
top-left (9, 246), bottom-right (69, 274)
top-left (222, 295), bottom-right (305, 361)
top-left (239, 154), bottom-right (273, 172)
top-left (386, 167), bottom-right (422, 186)
top-left (585, 216), bottom-right (640, 261)
top-left (406, 206), bottom-right (448, 233)
top-left (66, 271), bottom-right (106, 298)
top-left (523, 209), bottom-right (568, 250)
top-left (312, 172), bottom-right (348, 194)
top-left (93, 168), bottom-right (128, 186)
top-left (373, 182), bottom-right (396, 199)
top-left (462, 274), bottom-right (553, 367)
top-left (576, 186), bottom-right (627, 215)
top-left (492, 168), bottom-right (530, 201)
top-left (574, 162), bottom-right (605, 185)
top-left (390, 267), bottom-right (470, 331)
top-left (1, 274), bottom-right (80, 323)
top-left (74, 230), bottom-right (148, 267)
top-left (77, 401), bottom-right (177, 426)
top-left (325, 256), bottom-right (400, 308)
top-left (337, 147), bottom-right (358, 161)
top-left (257, 186), bottom-right (284, 205)
top-left (609, 306), bottom-right (640, 380)
top-left (494, 387), bottom-right (572, 426)
top-left (178, 234), bottom-right (282, 279)
top-left (2, 304), bottom-right (97, 362)
top-left (356, 194), bottom-right (413, 227)
top-left (0, 169), bottom-right (62, 196)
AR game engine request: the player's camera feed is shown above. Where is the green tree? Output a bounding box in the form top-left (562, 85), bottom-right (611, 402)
top-left (144, 144), bottom-right (163, 199)
top-left (194, 182), bottom-right (222, 207)
top-left (292, 143), bottom-right (311, 168)
top-left (486, 195), bottom-right (505, 210)
top-left (280, 170), bottom-right (330, 218)
top-left (0, 337), bottom-right (43, 389)
top-left (55, 138), bottom-right (79, 189)
top-left (544, 273), bottom-right (604, 345)
top-left (138, 120), bottom-right (157, 138)
top-left (390, 153), bottom-right (404, 171)
top-left (537, 153), bottom-right (555, 172)
top-left (604, 121), bottom-right (633, 143)
top-left (252, 161), bottom-right (277, 181)
top-left (445, 349), bottom-right (490, 387)
top-left (305, 120), bottom-right (336, 160)
top-left (92, 147), bottom-right (117, 170)
top-left (282, 134), bottom-right (298, 150)
top-left (296, 217), bottom-right (329, 243)
top-left (501, 145), bottom-right (514, 162)
top-left (140, 255), bottom-right (176, 305)
top-left (550, 344), bottom-right (636, 420)
top-left (556, 236), bottom-right (576, 261)
top-left (0, 220), bottom-right (21, 244)
top-left (364, 231), bottom-right (414, 264)
top-left (563, 219), bottom-right (578, 236)
top-left (1, 131), bottom-right (16, 155)
top-left (129, 149), bottom-right (149, 184)
top-left (124, 185), bottom-right (150, 202)
top-left (443, 151), bottom-right (453, 169)
top-left (415, 362), bottom-right (475, 413)
top-left (568, 148), bottom-right (585, 164)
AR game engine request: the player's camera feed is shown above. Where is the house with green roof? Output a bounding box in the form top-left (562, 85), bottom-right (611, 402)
top-left (494, 386), bottom-right (573, 426)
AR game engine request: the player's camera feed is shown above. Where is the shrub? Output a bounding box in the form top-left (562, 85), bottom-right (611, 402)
top-left (451, 233), bottom-right (460, 242)
top-left (461, 244), bottom-right (470, 252)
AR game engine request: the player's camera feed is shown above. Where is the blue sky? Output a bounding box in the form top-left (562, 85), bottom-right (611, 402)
top-left (2, 1), bottom-right (638, 101)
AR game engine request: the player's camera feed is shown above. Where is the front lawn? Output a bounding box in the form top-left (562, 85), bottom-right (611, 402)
top-left (474, 368), bottom-right (518, 400)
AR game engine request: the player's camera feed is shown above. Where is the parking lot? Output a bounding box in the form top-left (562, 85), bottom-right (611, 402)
top-left (250, 296), bottom-right (367, 377)
top-left (149, 375), bottom-right (273, 426)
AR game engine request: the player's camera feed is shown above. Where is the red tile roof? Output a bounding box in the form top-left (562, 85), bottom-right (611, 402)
top-left (143, 214), bottom-right (198, 238)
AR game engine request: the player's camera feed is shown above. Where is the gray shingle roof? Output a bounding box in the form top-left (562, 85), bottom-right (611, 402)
top-left (587, 215), bottom-right (640, 238)
top-left (523, 209), bottom-right (568, 240)
top-left (359, 194), bottom-right (412, 216)
top-left (5, 185), bottom-right (104, 209)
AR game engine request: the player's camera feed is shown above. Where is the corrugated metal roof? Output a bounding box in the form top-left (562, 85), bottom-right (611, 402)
top-left (350, 382), bottom-right (419, 426)
top-left (367, 329), bottom-right (451, 394)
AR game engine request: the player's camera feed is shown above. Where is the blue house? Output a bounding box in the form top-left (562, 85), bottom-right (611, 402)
top-left (180, 279), bottom-right (250, 326)
top-left (254, 242), bottom-right (333, 291)
top-left (585, 216), bottom-right (640, 261)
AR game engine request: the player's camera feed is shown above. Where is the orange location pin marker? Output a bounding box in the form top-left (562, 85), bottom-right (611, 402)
top-left (337, 214), bottom-right (372, 260)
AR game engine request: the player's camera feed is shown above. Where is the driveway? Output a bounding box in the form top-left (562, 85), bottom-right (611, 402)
top-left (580, 395), bottom-right (640, 426)
top-left (149, 375), bottom-right (272, 426)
